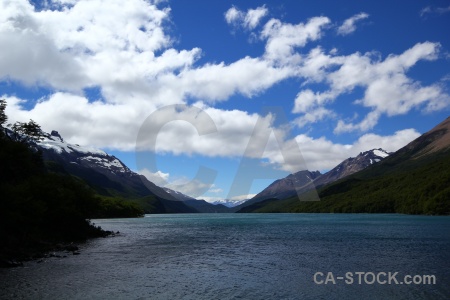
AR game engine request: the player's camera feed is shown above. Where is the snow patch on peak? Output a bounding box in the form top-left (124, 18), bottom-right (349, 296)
top-left (36, 130), bottom-right (131, 174)
top-left (38, 131), bottom-right (107, 156)
top-left (373, 148), bottom-right (389, 158)
top-left (207, 198), bottom-right (248, 208)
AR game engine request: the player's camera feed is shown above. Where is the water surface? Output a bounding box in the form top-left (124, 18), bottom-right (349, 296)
top-left (1, 214), bottom-right (449, 299)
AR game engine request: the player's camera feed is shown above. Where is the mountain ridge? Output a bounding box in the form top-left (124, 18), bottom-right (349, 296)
top-left (26, 129), bottom-right (228, 214)
top-left (237, 116), bottom-right (450, 215)
top-left (235, 148), bottom-right (391, 211)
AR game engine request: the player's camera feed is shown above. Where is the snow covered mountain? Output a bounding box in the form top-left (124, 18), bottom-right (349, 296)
top-left (206, 198), bottom-right (249, 208)
top-left (35, 130), bottom-right (177, 201)
top-left (162, 187), bottom-right (197, 201)
top-left (235, 148), bottom-right (391, 210)
top-left (313, 148), bottom-right (391, 188)
top-left (161, 188), bottom-right (232, 212)
top-left (30, 130), bottom-right (231, 213)
top-left (39, 131), bottom-right (133, 176)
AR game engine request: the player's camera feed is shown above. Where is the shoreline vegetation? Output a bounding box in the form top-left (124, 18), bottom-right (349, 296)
top-left (0, 101), bottom-right (142, 267)
top-left (0, 133), bottom-right (142, 267)
top-left (0, 133), bottom-right (131, 267)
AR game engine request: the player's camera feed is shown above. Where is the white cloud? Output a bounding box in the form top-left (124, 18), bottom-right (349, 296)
top-left (4, 93), bottom-right (148, 149)
top-left (139, 169), bottom-right (170, 186)
top-left (174, 57), bottom-right (292, 102)
top-left (0, 0), bottom-right (178, 92)
top-left (331, 42), bottom-right (449, 132)
top-left (245, 6), bottom-right (268, 29)
top-left (261, 16), bottom-right (331, 63)
top-left (337, 12), bottom-right (369, 36)
top-left (292, 42), bottom-right (449, 133)
top-left (294, 107), bottom-right (335, 128)
top-left (420, 5), bottom-right (450, 17)
top-left (334, 111), bottom-right (380, 134)
top-left (135, 104), bottom-right (280, 158)
top-left (208, 187), bottom-right (224, 194)
top-left (139, 167), bottom-right (223, 199)
top-left (230, 194), bottom-right (256, 201)
top-left (292, 89), bottom-right (336, 113)
top-left (224, 5), bottom-right (268, 29)
top-left (224, 6), bottom-right (243, 25)
top-left (1, 2), bottom-right (448, 177)
top-left (166, 178), bottom-right (214, 198)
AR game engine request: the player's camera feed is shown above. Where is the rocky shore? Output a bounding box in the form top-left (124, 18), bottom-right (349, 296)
top-left (0, 230), bottom-right (120, 268)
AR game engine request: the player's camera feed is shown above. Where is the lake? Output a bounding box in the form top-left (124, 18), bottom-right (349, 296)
top-left (1, 214), bottom-right (449, 299)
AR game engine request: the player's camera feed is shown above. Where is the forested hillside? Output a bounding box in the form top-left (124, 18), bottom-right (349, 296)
top-left (0, 100), bottom-right (143, 265)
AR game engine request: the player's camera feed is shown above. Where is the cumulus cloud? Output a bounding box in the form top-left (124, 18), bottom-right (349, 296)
top-left (1, 1), bottom-right (448, 177)
top-left (224, 5), bottom-right (268, 29)
top-left (230, 194), bottom-right (256, 201)
top-left (261, 16), bottom-right (331, 63)
top-left (174, 57), bottom-right (292, 102)
top-left (139, 169), bottom-right (170, 186)
top-left (139, 168), bottom-right (222, 198)
top-left (292, 42), bottom-right (449, 133)
top-left (224, 6), bottom-right (242, 25)
top-left (0, 0), bottom-right (179, 93)
top-left (245, 6), bottom-right (269, 29)
top-left (135, 104), bottom-right (280, 158)
top-left (337, 12), bottom-right (369, 36)
top-left (166, 178), bottom-right (215, 198)
top-left (293, 107), bottom-right (335, 128)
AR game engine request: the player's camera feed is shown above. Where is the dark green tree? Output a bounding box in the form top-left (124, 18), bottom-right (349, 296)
top-left (11, 119), bottom-right (45, 142)
top-left (0, 99), bottom-right (6, 127)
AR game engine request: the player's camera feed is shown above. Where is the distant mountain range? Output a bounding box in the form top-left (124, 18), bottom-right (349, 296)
top-left (23, 116), bottom-right (450, 215)
top-left (33, 130), bottom-right (229, 213)
top-left (238, 117), bottom-right (450, 215)
top-left (233, 148), bottom-right (391, 212)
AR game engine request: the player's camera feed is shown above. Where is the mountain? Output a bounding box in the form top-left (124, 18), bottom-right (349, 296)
top-left (163, 187), bottom-right (197, 201)
top-left (232, 170), bottom-right (321, 212)
top-left (239, 116), bottom-right (450, 215)
top-left (206, 198), bottom-right (249, 208)
top-left (38, 131), bottom-right (176, 200)
top-left (236, 149), bottom-right (390, 211)
top-left (183, 200), bottom-right (231, 213)
top-left (251, 170), bottom-right (321, 202)
top-left (31, 130), bottom-right (203, 213)
top-left (396, 116), bottom-right (450, 157)
top-left (163, 187), bottom-right (232, 212)
top-left (313, 148), bottom-right (390, 188)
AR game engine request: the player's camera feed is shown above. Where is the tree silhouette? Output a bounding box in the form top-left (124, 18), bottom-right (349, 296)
top-left (0, 99), bottom-right (7, 135)
top-left (11, 119), bottom-right (45, 142)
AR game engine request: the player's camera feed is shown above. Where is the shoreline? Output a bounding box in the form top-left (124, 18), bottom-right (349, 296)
top-left (0, 229), bottom-right (118, 268)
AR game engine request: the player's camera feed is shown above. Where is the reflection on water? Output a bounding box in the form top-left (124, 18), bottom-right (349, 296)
top-left (1, 214), bottom-right (449, 299)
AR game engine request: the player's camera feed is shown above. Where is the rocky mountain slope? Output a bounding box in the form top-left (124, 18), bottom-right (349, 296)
top-left (32, 130), bottom-right (224, 213)
top-left (163, 187), bottom-right (231, 212)
top-left (236, 149), bottom-right (390, 211)
top-left (239, 116), bottom-right (450, 215)
top-left (254, 170), bottom-right (322, 200)
top-left (313, 148), bottom-right (390, 188)
top-left (38, 131), bottom-right (177, 200)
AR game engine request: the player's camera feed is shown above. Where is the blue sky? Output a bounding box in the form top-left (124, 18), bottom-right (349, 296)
top-left (1, 0), bottom-right (449, 203)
